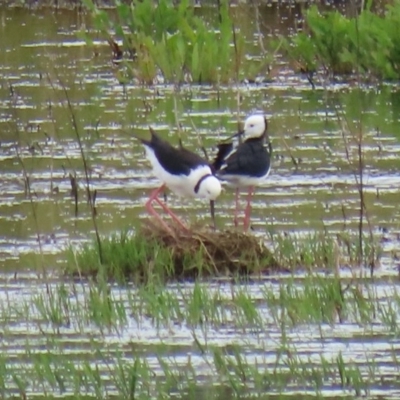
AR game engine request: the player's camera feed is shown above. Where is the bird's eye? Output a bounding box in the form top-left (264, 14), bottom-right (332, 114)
top-left (250, 124), bottom-right (254, 128)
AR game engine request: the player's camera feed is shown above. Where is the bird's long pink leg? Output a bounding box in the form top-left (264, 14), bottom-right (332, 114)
top-left (145, 184), bottom-right (187, 232)
top-left (234, 188), bottom-right (240, 228)
top-left (153, 197), bottom-right (188, 230)
top-left (145, 185), bottom-right (174, 234)
top-left (243, 186), bottom-right (255, 231)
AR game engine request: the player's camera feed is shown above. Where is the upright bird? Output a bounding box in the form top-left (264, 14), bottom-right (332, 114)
top-left (212, 114), bottom-right (272, 231)
top-left (134, 127), bottom-right (222, 233)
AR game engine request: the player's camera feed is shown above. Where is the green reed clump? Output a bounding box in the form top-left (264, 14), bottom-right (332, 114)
top-left (269, 230), bottom-right (381, 271)
top-left (268, 231), bottom-right (339, 271)
top-left (1, 277), bottom-right (397, 398)
top-left (2, 342), bottom-right (374, 399)
top-left (261, 273), bottom-right (345, 327)
top-left (336, 231), bottom-right (382, 270)
top-left (81, 0), bottom-right (269, 84)
top-left (32, 284), bottom-right (72, 331)
top-left (66, 229), bottom-right (174, 283)
top-left (86, 280), bottom-right (128, 333)
top-left (211, 344), bottom-right (372, 398)
top-left (336, 352), bottom-right (368, 396)
top-left (283, 1), bottom-right (400, 80)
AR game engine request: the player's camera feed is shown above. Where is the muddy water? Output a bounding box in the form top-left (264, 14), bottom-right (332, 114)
top-left (0, 4), bottom-right (400, 399)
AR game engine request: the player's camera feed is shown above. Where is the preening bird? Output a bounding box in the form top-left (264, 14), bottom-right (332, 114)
top-left (212, 114), bottom-right (272, 230)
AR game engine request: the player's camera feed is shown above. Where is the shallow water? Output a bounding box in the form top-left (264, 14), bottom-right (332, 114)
top-left (2, 272), bottom-right (400, 399)
top-left (0, 6), bottom-right (399, 271)
top-left (0, 4), bottom-right (400, 399)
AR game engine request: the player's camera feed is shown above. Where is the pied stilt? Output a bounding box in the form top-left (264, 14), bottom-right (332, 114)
top-left (135, 127), bottom-right (222, 233)
top-left (212, 114), bottom-right (272, 231)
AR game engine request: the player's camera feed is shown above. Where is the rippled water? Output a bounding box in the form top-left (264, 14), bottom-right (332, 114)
top-left (0, 4), bottom-right (400, 399)
top-left (2, 272), bottom-right (400, 399)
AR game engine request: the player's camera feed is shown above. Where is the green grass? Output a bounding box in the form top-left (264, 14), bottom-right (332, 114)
top-left (66, 227), bottom-right (382, 284)
top-left (268, 230), bottom-right (382, 272)
top-left (67, 229), bottom-right (175, 283)
top-left (1, 269), bottom-right (400, 399)
top-left (81, 0), bottom-right (272, 84)
top-left (66, 226), bottom-right (281, 283)
top-left (282, 1), bottom-right (400, 80)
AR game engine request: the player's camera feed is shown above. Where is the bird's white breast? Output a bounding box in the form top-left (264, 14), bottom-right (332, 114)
top-left (144, 146), bottom-right (212, 198)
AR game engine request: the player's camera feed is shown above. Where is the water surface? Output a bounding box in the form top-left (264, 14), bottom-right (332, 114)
top-left (0, 4), bottom-right (400, 399)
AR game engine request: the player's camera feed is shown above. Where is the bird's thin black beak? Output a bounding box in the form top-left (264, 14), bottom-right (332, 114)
top-left (210, 200), bottom-right (216, 230)
top-left (230, 130), bottom-right (245, 140)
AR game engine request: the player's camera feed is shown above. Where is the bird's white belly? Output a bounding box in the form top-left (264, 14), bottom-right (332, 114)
top-left (144, 146), bottom-right (211, 198)
top-left (221, 168), bottom-right (271, 188)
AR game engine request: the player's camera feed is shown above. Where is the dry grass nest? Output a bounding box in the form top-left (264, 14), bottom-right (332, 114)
top-left (142, 220), bottom-right (282, 279)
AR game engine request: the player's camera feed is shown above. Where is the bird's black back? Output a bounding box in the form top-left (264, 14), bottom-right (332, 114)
top-left (217, 137), bottom-right (272, 177)
top-left (145, 131), bottom-right (208, 175)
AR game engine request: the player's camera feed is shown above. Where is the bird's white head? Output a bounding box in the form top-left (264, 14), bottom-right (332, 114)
top-left (197, 175), bottom-right (222, 200)
top-left (243, 114), bottom-right (267, 139)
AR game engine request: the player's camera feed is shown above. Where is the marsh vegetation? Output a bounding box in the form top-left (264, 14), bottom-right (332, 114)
top-left (0, 1), bottom-right (399, 399)
top-left (283, 1), bottom-right (400, 80)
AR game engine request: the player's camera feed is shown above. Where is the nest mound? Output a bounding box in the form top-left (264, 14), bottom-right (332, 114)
top-left (141, 221), bottom-right (282, 279)
top-left (68, 220), bottom-right (283, 283)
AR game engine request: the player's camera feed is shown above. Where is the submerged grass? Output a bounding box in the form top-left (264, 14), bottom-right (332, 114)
top-left (269, 230), bottom-right (340, 271)
top-left (269, 230), bottom-right (382, 272)
top-left (2, 267), bottom-right (400, 398)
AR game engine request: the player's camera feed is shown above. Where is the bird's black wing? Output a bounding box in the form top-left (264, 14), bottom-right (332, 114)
top-left (219, 139), bottom-right (271, 177)
top-left (212, 142), bottom-right (234, 172)
top-left (149, 130), bottom-right (208, 176)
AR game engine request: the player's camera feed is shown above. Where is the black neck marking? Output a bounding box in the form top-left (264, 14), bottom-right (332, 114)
top-left (194, 173), bottom-right (212, 194)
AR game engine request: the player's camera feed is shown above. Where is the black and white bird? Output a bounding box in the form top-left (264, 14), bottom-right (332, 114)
top-left (212, 114), bottom-right (272, 231)
top-left (134, 127), bottom-right (222, 233)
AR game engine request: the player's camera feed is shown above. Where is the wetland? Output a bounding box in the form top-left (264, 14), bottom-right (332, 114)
top-left (0, 2), bottom-right (400, 399)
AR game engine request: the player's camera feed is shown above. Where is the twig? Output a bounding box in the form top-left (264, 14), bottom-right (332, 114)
top-left (48, 73), bottom-right (103, 264)
top-left (231, 18), bottom-right (242, 135)
top-left (8, 85), bottom-right (48, 283)
top-left (333, 103), bottom-right (374, 271)
top-left (280, 137), bottom-right (298, 170)
top-left (188, 115), bottom-right (209, 161)
top-left (172, 94), bottom-right (183, 147)
top-left (253, 0), bottom-right (266, 55)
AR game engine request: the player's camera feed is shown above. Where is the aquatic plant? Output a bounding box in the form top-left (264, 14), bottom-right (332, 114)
top-left (66, 225), bottom-right (279, 283)
top-left (59, 79), bottom-right (104, 264)
top-left (332, 98), bottom-right (381, 273)
top-left (81, 0), bottom-right (271, 84)
top-left (267, 229), bottom-right (381, 272)
top-left (283, 1), bottom-right (400, 80)
top-left (1, 272), bottom-right (400, 398)
top-left (268, 230), bottom-right (339, 270)
top-left (67, 225), bottom-right (383, 284)
top-left (7, 84), bottom-right (50, 281)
